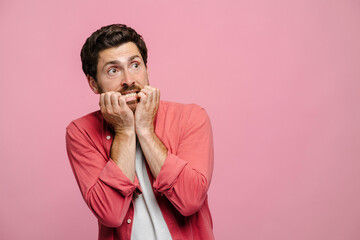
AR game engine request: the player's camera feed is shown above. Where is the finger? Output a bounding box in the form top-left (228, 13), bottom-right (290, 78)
top-left (118, 94), bottom-right (128, 109)
top-left (154, 88), bottom-right (160, 103)
top-left (145, 85), bottom-right (156, 95)
top-left (141, 88), bottom-right (154, 104)
top-left (144, 85), bottom-right (154, 90)
top-left (146, 86), bottom-right (157, 103)
top-left (110, 93), bottom-right (122, 113)
top-left (137, 91), bottom-right (147, 103)
top-left (118, 94), bottom-right (133, 112)
top-left (99, 93), bottom-right (105, 108)
top-left (140, 87), bottom-right (151, 96)
top-left (110, 92), bottom-right (119, 106)
top-left (149, 87), bottom-right (157, 102)
top-left (100, 93), bottom-right (106, 113)
top-left (104, 92), bottom-right (114, 112)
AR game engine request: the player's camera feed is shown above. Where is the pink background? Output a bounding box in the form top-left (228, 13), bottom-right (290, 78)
top-left (1, 0), bottom-right (360, 239)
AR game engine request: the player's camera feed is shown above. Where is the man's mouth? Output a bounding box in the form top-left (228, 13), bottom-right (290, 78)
top-left (122, 91), bottom-right (139, 103)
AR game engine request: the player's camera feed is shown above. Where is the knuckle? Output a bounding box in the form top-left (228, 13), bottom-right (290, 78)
top-left (105, 107), bottom-right (113, 114)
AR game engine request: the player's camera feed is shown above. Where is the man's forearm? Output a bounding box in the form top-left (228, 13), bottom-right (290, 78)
top-left (137, 129), bottom-right (167, 178)
top-left (111, 131), bottom-right (136, 182)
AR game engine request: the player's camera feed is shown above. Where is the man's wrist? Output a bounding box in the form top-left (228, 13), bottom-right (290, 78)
top-left (136, 126), bottom-right (154, 138)
top-left (114, 127), bottom-right (135, 137)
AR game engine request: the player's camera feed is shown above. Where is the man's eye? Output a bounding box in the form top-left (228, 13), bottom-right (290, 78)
top-left (132, 63), bottom-right (139, 69)
top-left (108, 68), bottom-right (117, 75)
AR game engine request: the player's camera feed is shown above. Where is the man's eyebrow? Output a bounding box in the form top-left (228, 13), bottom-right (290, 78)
top-left (128, 55), bottom-right (141, 62)
top-left (103, 60), bottom-right (121, 68)
top-left (102, 55), bottom-right (141, 69)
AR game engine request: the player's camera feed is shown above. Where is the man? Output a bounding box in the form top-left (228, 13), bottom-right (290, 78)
top-left (66, 24), bottom-right (214, 240)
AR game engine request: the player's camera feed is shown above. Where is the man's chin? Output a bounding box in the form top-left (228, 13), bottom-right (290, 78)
top-left (126, 100), bottom-right (138, 112)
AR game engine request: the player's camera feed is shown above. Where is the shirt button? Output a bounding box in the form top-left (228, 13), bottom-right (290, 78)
top-left (106, 136), bottom-right (111, 140)
top-left (127, 219), bottom-right (132, 224)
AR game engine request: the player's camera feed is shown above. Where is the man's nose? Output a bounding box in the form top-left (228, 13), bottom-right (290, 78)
top-left (121, 70), bottom-right (135, 86)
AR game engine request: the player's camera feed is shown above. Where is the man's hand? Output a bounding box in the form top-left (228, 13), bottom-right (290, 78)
top-left (135, 86), bottom-right (160, 135)
top-left (99, 92), bottom-right (135, 134)
top-left (99, 91), bottom-right (136, 182)
top-left (135, 86), bottom-right (167, 178)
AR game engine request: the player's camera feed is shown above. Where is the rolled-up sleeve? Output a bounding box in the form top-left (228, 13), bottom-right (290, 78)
top-left (153, 105), bottom-right (214, 216)
top-left (66, 122), bottom-right (139, 227)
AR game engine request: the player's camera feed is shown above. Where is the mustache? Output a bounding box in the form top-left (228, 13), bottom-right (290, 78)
top-left (119, 84), bottom-right (142, 94)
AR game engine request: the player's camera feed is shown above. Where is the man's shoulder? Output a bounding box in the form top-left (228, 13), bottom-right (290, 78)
top-left (66, 110), bottom-right (102, 133)
top-left (159, 100), bottom-right (204, 115)
top-left (156, 101), bottom-right (211, 141)
top-left (158, 100), bottom-right (209, 125)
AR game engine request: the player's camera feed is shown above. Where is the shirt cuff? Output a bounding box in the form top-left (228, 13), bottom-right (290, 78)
top-left (153, 153), bottom-right (187, 195)
top-left (99, 159), bottom-right (140, 197)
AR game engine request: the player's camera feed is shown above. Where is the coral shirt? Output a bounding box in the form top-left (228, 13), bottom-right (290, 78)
top-left (66, 101), bottom-right (214, 240)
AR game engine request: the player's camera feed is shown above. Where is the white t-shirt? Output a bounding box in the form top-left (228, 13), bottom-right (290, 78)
top-left (131, 142), bottom-right (173, 240)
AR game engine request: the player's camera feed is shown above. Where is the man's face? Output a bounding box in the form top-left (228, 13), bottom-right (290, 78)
top-left (88, 42), bottom-right (149, 112)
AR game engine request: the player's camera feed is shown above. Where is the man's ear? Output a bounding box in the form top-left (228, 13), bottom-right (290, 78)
top-left (87, 75), bottom-right (100, 94)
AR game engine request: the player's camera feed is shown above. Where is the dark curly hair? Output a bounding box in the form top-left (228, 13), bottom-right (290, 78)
top-left (80, 24), bottom-right (148, 81)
